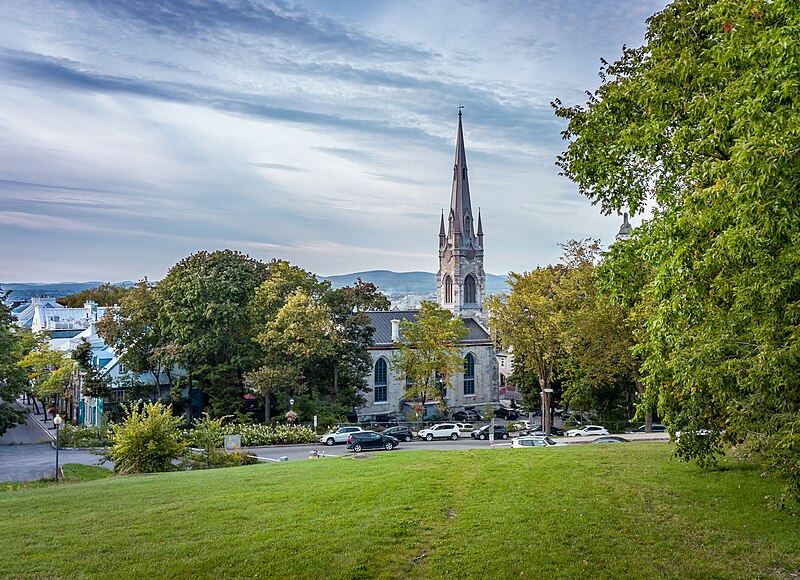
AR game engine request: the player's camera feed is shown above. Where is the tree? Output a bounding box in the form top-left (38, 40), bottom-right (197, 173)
top-left (392, 301), bottom-right (467, 423)
top-left (318, 279), bottom-right (390, 409)
top-left (553, 0), bottom-right (800, 503)
top-left (59, 283), bottom-right (130, 307)
top-left (98, 280), bottom-right (172, 401)
top-left (18, 338), bottom-right (73, 403)
top-left (156, 250), bottom-right (270, 418)
top-left (71, 338), bottom-right (112, 399)
top-left (0, 289), bottom-right (29, 435)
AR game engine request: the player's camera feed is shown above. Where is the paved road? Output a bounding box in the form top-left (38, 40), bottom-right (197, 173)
top-left (0, 444), bottom-right (109, 483)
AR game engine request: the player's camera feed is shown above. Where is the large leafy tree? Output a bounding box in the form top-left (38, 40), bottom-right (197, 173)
top-left (553, 0), bottom-right (800, 502)
top-left (392, 301), bottom-right (467, 422)
top-left (0, 290), bottom-right (30, 435)
top-left (156, 250), bottom-right (270, 418)
top-left (98, 280), bottom-right (173, 401)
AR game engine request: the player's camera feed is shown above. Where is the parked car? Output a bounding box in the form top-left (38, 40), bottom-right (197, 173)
top-left (512, 435), bottom-right (566, 448)
top-left (591, 436), bottom-right (629, 444)
top-left (451, 409), bottom-right (482, 422)
top-left (418, 423), bottom-right (460, 441)
top-left (320, 426), bottom-right (364, 446)
top-left (625, 423), bottom-right (667, 434)
top-left (566, 425), bottom-right (610, 437)
top-left (470, 424), bottom-right (509, 440)
top-left (493, 407), bottom-right (520, 420)
top-left (455, 423), bottom-right (474, 433)
top-left (346, 431), bottom-right (399, 452)
top-left (383, 426), bottom-right (414, 442)
top-left (525, 425), bottom-right (566, 437)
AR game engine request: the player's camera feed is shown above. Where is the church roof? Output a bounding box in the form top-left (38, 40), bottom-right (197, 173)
top-left (366, 310), bottom-right (491, 348)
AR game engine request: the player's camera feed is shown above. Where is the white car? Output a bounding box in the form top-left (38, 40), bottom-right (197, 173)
top-left (418, 423), bottom-right (461, 441)
top-left (455, 423), bottom-right (473, 433)
top-left (512, 436), bottom-right (566, 448)
top-left (320, 426), bottom-right (364, 445)
top-left (566, 425), bottom-right (610, 437)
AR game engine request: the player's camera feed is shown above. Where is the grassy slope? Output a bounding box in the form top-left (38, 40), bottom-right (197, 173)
top-left (1, 444), bottom-right (798, 579)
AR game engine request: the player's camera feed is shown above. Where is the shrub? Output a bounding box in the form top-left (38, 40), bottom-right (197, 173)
top-left (105, 401), bottom-right (187, 474)
top-left (57, 424), bottom-right (112, 448)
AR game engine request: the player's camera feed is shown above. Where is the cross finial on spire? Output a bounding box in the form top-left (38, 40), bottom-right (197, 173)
top-left (457, 104), bottom-right (464, 118)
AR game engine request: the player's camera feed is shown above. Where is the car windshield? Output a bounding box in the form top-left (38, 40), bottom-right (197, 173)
top-left (544, 437), bottom-right (556, 445)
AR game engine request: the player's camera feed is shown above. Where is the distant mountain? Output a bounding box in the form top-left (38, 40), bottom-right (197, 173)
top-left (1, 281), bottom-right (136, 303)
top-left (319, 270), bottom-right (509, 295)
top-left (2, 271), bottom-right (510, 306)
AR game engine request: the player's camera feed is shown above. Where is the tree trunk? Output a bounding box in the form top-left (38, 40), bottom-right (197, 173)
top-left (632, 361), bottom-right (652, 432)
top-left (264, 392), bottom-right (271, 423)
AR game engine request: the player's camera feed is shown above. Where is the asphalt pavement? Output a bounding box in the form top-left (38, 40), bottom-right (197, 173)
top-left (0, 399), bottom-right (109, 483)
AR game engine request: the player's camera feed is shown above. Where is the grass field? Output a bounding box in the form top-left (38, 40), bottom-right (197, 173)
top-left (1, 444), bottom-right (798, 579)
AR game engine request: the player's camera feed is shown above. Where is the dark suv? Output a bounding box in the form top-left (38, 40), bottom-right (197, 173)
top-left (346, 431), bottom-right (399, 452)
top-left (493, 407), bottom-right (520, 420)
top-left (383, 426), bottom-right (414, 442)
top-left (470, 425), bottom-right (509, 440)
top-left (452, 409), bottom-right (481, 421)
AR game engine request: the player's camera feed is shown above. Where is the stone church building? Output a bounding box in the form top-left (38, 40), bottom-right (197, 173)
top-left (358, 112), bottom-right (499, 421)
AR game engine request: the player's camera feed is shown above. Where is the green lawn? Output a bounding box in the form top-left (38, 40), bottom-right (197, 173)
top-left (1, 444), bottom-right (798, 579)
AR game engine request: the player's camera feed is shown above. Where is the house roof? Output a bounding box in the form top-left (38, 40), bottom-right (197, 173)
top-left (366, 309), bottom-right (491, 348)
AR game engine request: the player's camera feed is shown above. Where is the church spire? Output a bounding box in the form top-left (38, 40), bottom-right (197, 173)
top-left (448, 108), bottom-right (474, 246)
top-left (437, 109), bottom-right (486, 321)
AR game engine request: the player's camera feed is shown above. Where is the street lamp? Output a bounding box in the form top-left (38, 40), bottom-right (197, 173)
top-left (289, 398), bottom-right (294, 412)
top-left (53, 414), bottom-right (63, 482)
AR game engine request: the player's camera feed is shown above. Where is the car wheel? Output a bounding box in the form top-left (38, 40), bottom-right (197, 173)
top-left (480, 433), bottom-right (486, 440)
top-left (325, 438), bottom-right (335, 446)
top-left (384, 442), bottom-right (394, 450)
top-left (405, 435), bottom-right (412, 442)
top-left (503, 433), bottom-right (509, 439)
top-left (426, 433), bottom-right (434, 441)
top-left (450, 432), bottom-right (458, 440)
top-left (353, 443), bottom-right (363, 452)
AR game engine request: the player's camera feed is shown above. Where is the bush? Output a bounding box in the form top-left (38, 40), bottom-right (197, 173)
top-left (58, 424), bottom-right (112, 448)
top-left (220, 423), bottom-right (318, 446)
top-left (105, 401), bottom-right (187, 474)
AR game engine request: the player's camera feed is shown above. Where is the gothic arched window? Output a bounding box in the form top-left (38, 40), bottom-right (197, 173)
top-left (464, 275), bottom-right (476, 304)
top-left (374, 358), bottom-right (388, 402)
top-left (445, 275), bottom-right (453, 304)
top-left (464, 353), bottom-right (475, 395)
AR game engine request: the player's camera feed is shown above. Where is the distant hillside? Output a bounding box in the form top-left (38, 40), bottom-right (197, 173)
top-left (319, 270), bottom-right (509, 295)
top-left (2, 271), bottom-right (510, 306)
top-left (0, 281), bottom-right (136, 303)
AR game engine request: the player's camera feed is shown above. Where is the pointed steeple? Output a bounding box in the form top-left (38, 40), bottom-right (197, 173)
top-left (437, 109), bottom-right (486, 321)
top-left (439, 210), bottom-right (446, 247)
top-left (448, 109), bottom-right (475, 248)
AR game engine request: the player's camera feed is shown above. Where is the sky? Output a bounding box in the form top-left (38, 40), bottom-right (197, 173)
top-left (0, 0), bottom-right (668, 283)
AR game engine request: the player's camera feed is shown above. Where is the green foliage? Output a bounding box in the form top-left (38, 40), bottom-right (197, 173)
top-left (58, 283), bottom-right (131, 307)
top-left (106, 401), bottom-right (187, 474)
top-left (157, 250), bottom-right (271, 417)
top-left (187, 413), bottom-right (227, 468)
top-left (0, 289), bottom-right (29, 436)
top-left (392, 301), bottom-right (468, 413)
top-left (71, 338), bottom-right (112, 398)
top-left (18, 338), bottom-right (73, 400)
top-left (57, 423), bottom-right (112, 448)
top-left (98, 279), bottom-right (172, 401)
top-left (554, 0), bottom-right (800, 501)
top-left (185, 422), bottom-right (320, 446)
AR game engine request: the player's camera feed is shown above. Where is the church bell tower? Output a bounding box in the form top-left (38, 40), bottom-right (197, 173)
top-left (437, 110), bottom-right (485, 319)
